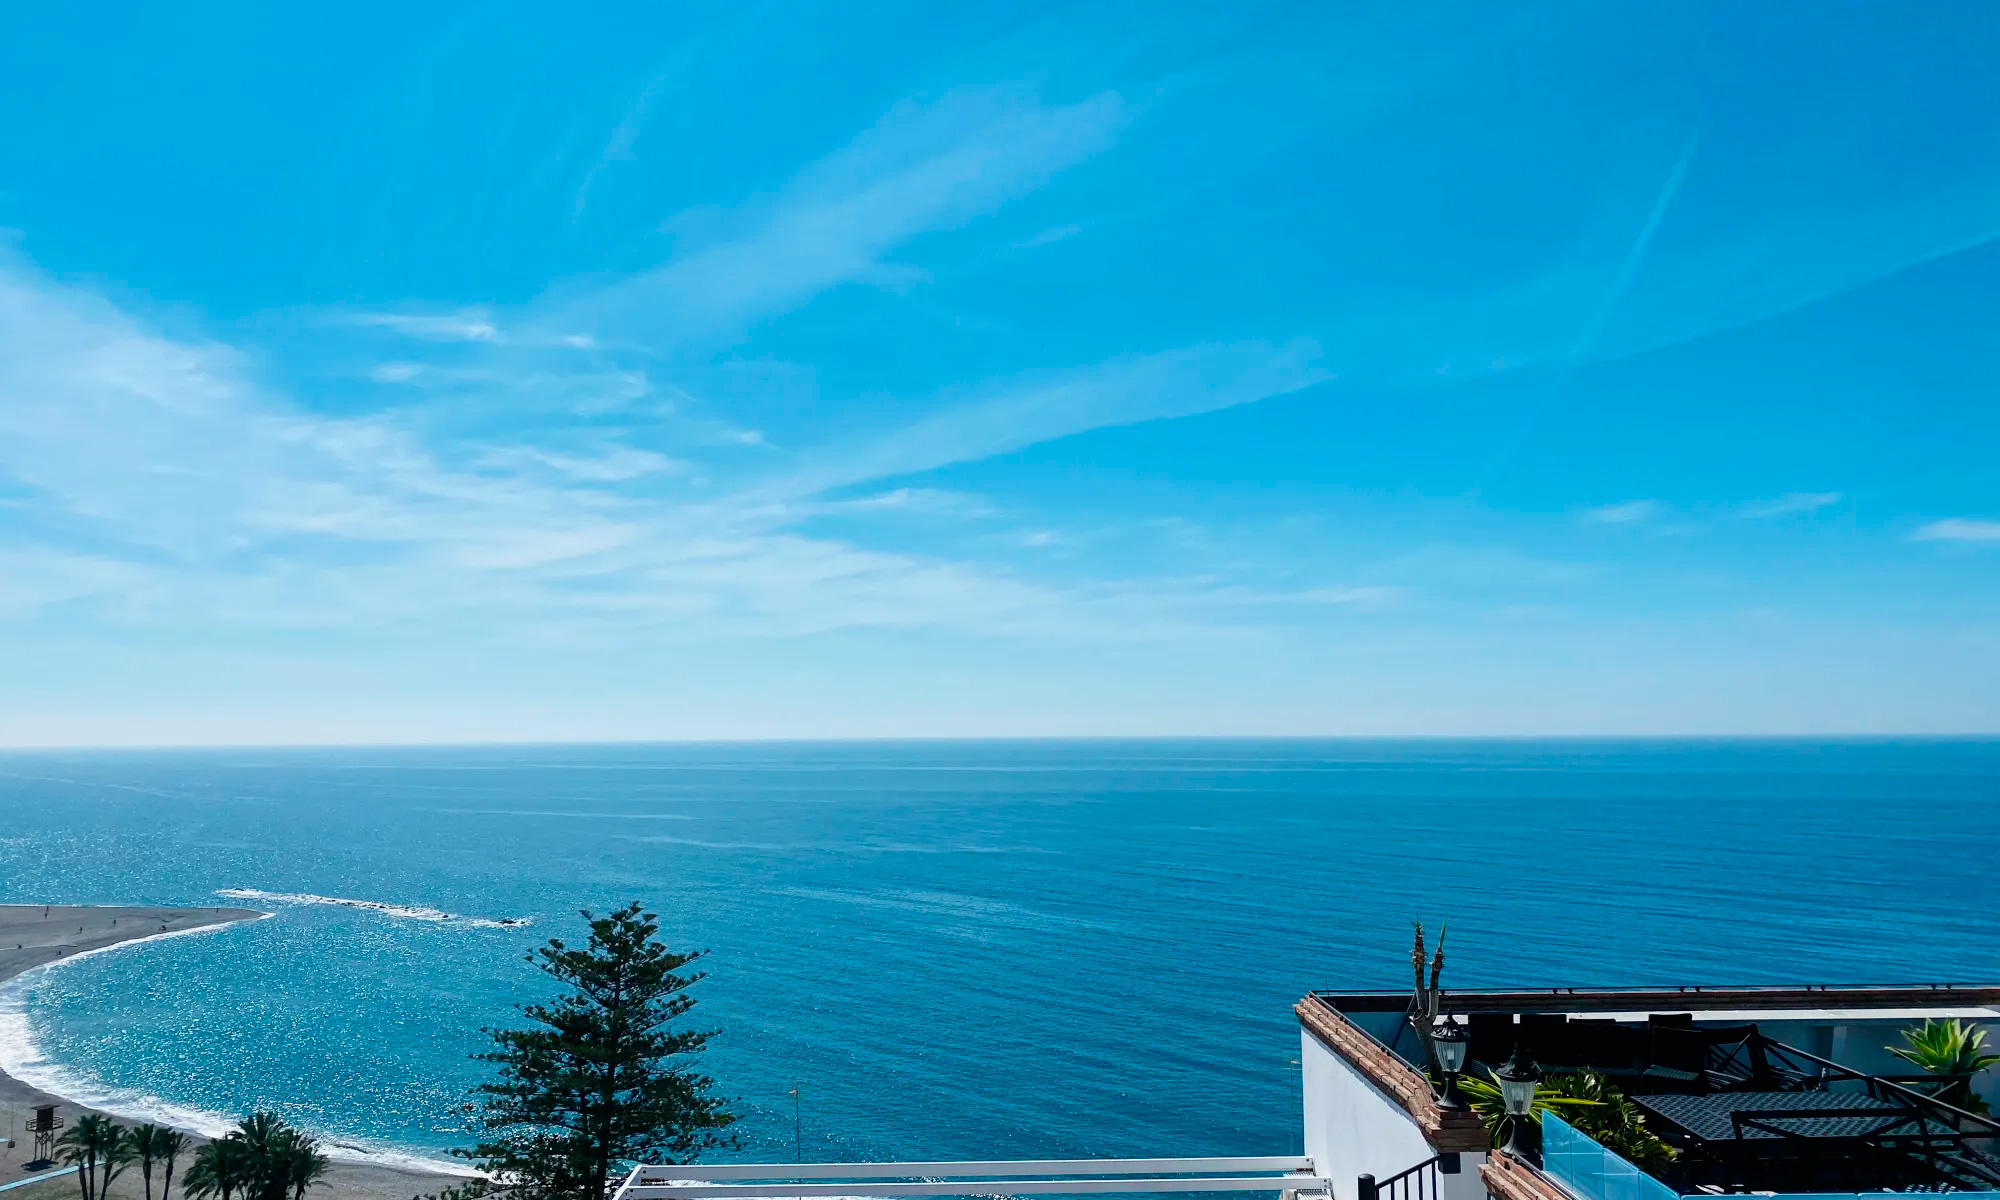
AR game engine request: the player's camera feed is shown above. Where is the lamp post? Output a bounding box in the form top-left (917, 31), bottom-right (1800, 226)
top-left (1429, 1015), bottom-right (1469, 1110)
top-left (1494, 1042), bottom-right (1542, 1157)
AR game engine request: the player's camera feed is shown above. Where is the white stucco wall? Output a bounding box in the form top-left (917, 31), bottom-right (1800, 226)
top-left (1299, 1028), bottom-right (1487, 1200)
top-left (1296, 1001), bottom-right (1998, 1200)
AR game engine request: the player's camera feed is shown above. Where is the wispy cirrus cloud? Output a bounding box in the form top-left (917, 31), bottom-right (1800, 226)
top-left (568, 85), bottom-right (1127, 344)
top-left (473, 443), bottom-right (688, 482)
top-left (1742, 491), bottom-right (1841, 518)
top-left (809, 488), bottom-right (1001, 519)
top-left (1293, 585), bottom-right (1404, 608)
top-left (781, 339), bottom-right (1328, 496)
top-left (0, 81), bottom-right (1516, 663)
top-left (572, 67), bottom-right (674, 221)
top-left (332, 84), bottom-right (1138, 457)
top-left (1014, 224), bottom-right (1083, 250)
top-left (1582, 499), bottom-right (1661, 524)
top-left (353, 310), bottom-right (501, 343)
top-left (1913, 517), bottom-right (2000, 543)
top-left (0, 252), bottom-right (1328, 644)
top-left (0, 254), bottom-right (954, 631)
top-left (0, 548), bottom-right (152, 618)
top-left (365, 358), bottom-right (659, 418)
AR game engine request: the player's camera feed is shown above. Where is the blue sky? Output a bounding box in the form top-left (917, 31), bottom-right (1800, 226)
top-left (1, 1), bottom-right (1996, 743)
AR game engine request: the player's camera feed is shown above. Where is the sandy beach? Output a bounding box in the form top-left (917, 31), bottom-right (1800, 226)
top-left (0, 905), bottom-right (461, 1200)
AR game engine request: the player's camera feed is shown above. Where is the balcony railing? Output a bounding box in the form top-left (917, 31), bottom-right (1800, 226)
top-left (1539, 1115), bottom-right (1678, 1200)
top-left (614, 1158), bottom-right (1328, 1200)
top-left (1536, 1113), bottom-right (2000, 1200)
top-left (1356, 1153), bottom-right (1459, 1200)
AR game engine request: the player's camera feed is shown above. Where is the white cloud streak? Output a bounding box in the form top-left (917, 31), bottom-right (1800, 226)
top-left (353, 310), bottom-right (501, 343)
top-left (473, 444), bottom-right (689, 482)
top-left (782, 339), bottom-right (1328, 496)
top-left (1913, 517), bottom-right (2000, 543)
top-left (1014, 224), bottom-right (1083, 249)
top-left (1742, 491), bottom-right (1841, 518)
top-left (0, 253), bottom-right (1326, 645)
top-left (0, 86), bottom-right (1376, 655)
top-left (570, 85), bottom-right (1126, 343)
top-left (1582, 500), bottom-right (1660, 524)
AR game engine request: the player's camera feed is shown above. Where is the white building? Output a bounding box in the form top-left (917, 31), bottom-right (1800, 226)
top-left (1298, 983), bottom-right (2000, 1200)
top-left (618, 983), bottom-right (2000, 1200)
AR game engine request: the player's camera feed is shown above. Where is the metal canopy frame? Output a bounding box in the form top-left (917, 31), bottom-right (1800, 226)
top-left (1336, 990), bottom-right (2000, 1194)
top-left (1707, 1036), bottom-right (2000, 1192)
top-left (1620, 1034), bottom-right (2000, 1193)
top-left (615, 1157), bottom-right (1327, 1200)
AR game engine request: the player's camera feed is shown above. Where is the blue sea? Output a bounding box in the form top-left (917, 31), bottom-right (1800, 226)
top-left (0, 739), bottom-right (1996, 1171)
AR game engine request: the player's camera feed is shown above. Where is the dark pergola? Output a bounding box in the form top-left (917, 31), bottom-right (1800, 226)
top-left (1314, 989), bottom-right (2000, 1194)
top-left (1633, 1033), bottom-right (2000, 1193)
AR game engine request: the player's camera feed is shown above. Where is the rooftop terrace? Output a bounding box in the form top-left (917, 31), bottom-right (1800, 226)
top-left (1301, 985), bottom-right (2000, 1198)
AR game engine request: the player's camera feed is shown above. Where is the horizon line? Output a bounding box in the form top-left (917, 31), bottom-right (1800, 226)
top-left (3, 731), bottom-right (1998, 753)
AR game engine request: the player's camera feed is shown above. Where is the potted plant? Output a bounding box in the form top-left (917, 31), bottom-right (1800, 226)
top-left (1888, 1018), bottom-right (2000, 1114)
top-left (1458, 1069), bottom-right (1677, 1175)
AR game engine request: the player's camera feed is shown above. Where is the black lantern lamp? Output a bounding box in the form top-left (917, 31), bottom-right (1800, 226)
top-left (1429, 1015), bottom-right (1469, 1109)
top-left (1493, 1042), bottom-right (1542, 1154)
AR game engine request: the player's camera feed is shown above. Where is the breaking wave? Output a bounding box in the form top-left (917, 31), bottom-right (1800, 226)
top-left (0, 920), bottom-right (479, 1177)
top-left (215, 890), bottom-right (534, 929)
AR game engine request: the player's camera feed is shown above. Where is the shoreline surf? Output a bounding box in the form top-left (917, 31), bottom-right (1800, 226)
top-left (214, 889), bottom-right (533, 929)
top-left (0, 904), bottom-right (471, 1188)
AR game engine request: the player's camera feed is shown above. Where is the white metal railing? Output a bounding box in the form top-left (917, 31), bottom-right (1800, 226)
top-left (616, 1156), bottom-right (1326, 1200)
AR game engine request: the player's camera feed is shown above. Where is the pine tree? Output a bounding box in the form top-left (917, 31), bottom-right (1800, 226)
top-left (456, 904), bottom-right (737, 1200)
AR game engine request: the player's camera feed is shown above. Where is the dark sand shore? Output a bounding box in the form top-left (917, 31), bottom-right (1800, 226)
top-left (0, 905), bottom-right (461, 1200)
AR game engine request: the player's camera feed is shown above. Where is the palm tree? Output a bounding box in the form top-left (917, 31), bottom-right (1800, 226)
top-left (131, 1125), bottom-right (165, 1200)
top-left (98, 1126), bottom-right (134, 1200)
top-left (231, 1114), bottom-right (287, 1157)
top-left (230, 1116), bottom-right (277, 1200)
top-left (131, 1125), bottom-right (179, 1200)
top-left (56, 1115), bottom-right (124, 1200)
top-left (187, 1113), bottom-right (336, 1200)
top-left (280, 1136), bottom-right (328, 1200)
top-left (184, 1138), bottom-right (250, 1200)
top-left (56, 1119), bottom-right (100, 1200)
top-left (230, 1114), bottom-right (296, 1200)
top-left (179, 1146), bottom-right (212, 1200)
top-left (156, 1130), bottom-right (191, 1200)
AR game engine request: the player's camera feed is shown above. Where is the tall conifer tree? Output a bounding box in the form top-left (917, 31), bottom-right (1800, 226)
top-left (458, 904), bottom-right (736, 1200)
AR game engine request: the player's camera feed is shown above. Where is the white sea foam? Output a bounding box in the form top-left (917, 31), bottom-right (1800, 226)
top-left (215, 889), bottom-right (533, 929)
top-left (0, 918), bottom-right (480, 1177)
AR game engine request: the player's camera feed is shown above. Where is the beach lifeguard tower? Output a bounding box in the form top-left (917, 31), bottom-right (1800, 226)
top-left (25, 1105), bottom-right (61, 1170)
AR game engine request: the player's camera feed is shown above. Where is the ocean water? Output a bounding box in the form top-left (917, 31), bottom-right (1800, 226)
top-left (0, 739), bottom-right (1996, 1171)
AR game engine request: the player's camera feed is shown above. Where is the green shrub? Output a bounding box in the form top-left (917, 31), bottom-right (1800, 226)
top-left (1457, 1068), bottom-right (1676, 1175)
